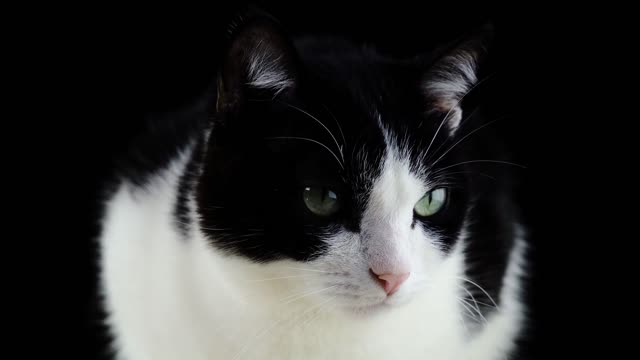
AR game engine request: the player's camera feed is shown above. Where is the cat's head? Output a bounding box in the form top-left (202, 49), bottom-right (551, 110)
top-left (196, 12), bottom-right (505, 314)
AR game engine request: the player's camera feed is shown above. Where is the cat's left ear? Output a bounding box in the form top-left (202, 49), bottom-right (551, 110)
top-left (216, 10), bottom-right (299, 114)
top-left (422, 24), bottom-right (493, 134)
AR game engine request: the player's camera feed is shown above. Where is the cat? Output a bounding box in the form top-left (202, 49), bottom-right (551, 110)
top-left (99, 10), bottom-right (529, 360)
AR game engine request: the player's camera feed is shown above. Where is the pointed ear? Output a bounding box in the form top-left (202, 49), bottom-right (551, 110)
top-left (422, 24), bottom-right (493, 133)
top-left (216, 12), bottom-right (298, 113)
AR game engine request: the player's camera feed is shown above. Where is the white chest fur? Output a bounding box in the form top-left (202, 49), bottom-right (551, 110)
top-left (100, 157), bottom-right (526, 360)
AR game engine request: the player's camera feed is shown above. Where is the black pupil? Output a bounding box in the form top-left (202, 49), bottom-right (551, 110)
top-left (321, 189), bottom-right (329, 203)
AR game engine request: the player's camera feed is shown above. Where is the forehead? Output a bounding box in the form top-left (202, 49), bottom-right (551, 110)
top-left (303, 52), bottom-right (425, 123)
top-left (294, 57), bottom-right (444, 176)
top-left (236, 50), bottom-right (457, 210)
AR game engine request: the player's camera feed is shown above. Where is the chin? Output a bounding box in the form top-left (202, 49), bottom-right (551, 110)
top-left (336, 292), bottom-right (415, 317)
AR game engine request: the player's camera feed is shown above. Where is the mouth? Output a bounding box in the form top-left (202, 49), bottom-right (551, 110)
top-left (339, 291), bottom-right (413, 316)
top-left (342, 300), bottom-right (392, 315)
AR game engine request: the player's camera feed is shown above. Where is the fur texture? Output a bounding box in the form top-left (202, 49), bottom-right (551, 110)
top-left (100, 12), bottom-right (528, 360)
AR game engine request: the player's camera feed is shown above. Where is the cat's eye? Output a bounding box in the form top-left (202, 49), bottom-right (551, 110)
top-left (414, 188), bottom-right (447, 217)
top-left (303, 186), bottom-right (341, 217)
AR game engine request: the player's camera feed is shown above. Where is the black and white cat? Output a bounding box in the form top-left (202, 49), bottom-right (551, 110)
top-left (99, 11), bottom-right (529, 360)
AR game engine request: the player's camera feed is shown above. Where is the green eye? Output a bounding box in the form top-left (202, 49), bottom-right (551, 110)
top-left (414, 188), bottom-right (447, 217)
top-left (303, 186), bottom-right (341, 217)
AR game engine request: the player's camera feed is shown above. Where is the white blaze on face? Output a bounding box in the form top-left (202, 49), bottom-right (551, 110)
top-left (361, 147), bottom-right (427, 276)
top-left (304, 129), bottom-right (452, 307)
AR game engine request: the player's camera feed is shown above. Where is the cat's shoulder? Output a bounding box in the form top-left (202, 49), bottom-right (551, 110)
top-left (115, 93), bottom-right (211, 188)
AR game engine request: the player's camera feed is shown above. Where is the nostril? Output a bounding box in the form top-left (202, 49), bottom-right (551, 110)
top-left (370, 268), bottom-right (388, 289)
top-left (377, 277), bottom-right (391, 292)
top-left (370, 269), bottom-right (410, 296)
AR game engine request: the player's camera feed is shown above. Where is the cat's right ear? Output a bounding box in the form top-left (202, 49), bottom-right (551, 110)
top-left (216, 11), bottom-right (298, 114)
top-left (421, 24), bottom-right (493, 134)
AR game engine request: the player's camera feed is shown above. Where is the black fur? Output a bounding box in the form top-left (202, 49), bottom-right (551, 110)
top-left (189, 16), bottom-right (522, 323)
top-left (118, 11), bottom-right (523, 349)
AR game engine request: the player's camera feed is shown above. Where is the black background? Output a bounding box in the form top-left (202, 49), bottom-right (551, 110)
top-left (40, 2), bottom-right (609, 359)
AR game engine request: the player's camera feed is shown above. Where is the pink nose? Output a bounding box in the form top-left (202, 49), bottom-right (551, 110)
top-left (371, 270), bottom-right (410, 296)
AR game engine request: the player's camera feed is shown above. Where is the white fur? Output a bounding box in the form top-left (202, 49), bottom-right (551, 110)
top-left (424, 52), bottom-right (478, 101)
top-left (423, 51), bottom-right (479, 132)
top-left (100, 140), bottom-right (527, 359)
top-left (245, 41), bottom-right (293, 95)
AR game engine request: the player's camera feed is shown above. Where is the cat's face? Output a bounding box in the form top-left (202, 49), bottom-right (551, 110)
top-left (197, 16), bottom-right (495, 313)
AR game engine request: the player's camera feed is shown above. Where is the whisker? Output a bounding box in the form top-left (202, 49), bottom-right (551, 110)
top-left (423, 74), bottom-right (495, 161)
top-left (434, 160), bottom-right (527, 173)
top-left (230, 295), bottom-right (335, 360)
top-left (322, 104), bottom-right (346, 153)
top-left (198, 225), bottom-right (234, 231)
top-left (429, 118), bottom-right (502, 167)
top-left (457, 297), bottom-right (481, 322)
top-left (297, 296), bottom-right (336, 330)
top-left (461, 298), bottom-right (488, 325)
top-left (421, 106), bottom-right (480, 164)
top-left (464, 299), bottom-right (496, 308)
top-left (455, 304), bottom-right (471, 335)
top-left (281, 102), bottom-right (344, 162)
top-left (244, 274), bottom-right (317, 283)
top-left (282, 267), bottom-right (333, 273)
top-left (458, 286), bottom-right (489, 324)
top-left (265, 136), bottom-right (344, 169)
top-left (280, 285), bottom-right (338, 306)
top-left (218, 239), bottom-right (254, 246)
top-left (456, 276), bottom-right (500, 310)
top-left (430, 170), bottom-right (498, 182)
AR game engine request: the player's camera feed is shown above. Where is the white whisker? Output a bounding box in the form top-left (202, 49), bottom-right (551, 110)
top-left (457, 297), bottom-right (480, 321)
top-left (284, 103), bottom-right (344, 162)
top-left (322, 104), bottom-right (346, 153)
top-left (430, 119), bottom-right (500, 166)
top-left (297, 296), bottom-right (336, 330)
top-left (456, 276), bottom-right (500, 310)
top-left (244, 274), bottom-right (317, 283)
top-left (265, 136), bottom-right (344, 169)
top-left (423, 75), bottom-right (492, 160)
top-left (282, 267), bottom-right (333, 273)
top-left (458, 286), bottom-right (488, 324)
top-left (200, 226), bottom-right (233, 231)
top-left (435, 160), bottom-right (526, 173)
top-left (280, 285), bottom-right (338, 305)
top-left (419, 106), bottom-right (480, 164)
top-left (230, 295), bottom-right (335, 360)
